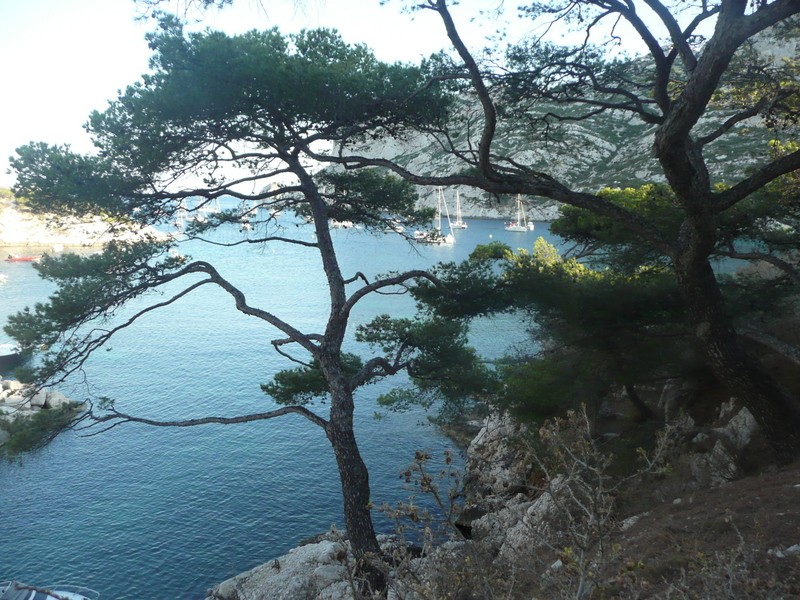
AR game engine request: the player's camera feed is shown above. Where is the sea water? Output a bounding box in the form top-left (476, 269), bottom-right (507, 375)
top-left (0, 214), bottom-right (563, 599)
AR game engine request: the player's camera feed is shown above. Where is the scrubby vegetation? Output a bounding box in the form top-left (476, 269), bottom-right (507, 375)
top-left (0, 404), bottom-right (80, 457)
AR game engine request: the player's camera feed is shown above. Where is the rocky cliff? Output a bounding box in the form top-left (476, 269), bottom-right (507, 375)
top-left (204, 387), bottom-right (800, 599)
top-left (352, 91), bottom-right (774, 221)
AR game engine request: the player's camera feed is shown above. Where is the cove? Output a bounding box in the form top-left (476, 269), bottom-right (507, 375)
top-left (0, 215), bottom-right (564, 599)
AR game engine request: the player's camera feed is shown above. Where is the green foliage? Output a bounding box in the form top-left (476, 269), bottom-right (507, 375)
top-left (356, 314), bottom-right (499, 412)
top-left (0, 405), bottom-right (79, 457)
top-left (412, 255), bottom-right (513, 319)
top-left (12, 16), bottom-right (449, 227)
top-left (505, 241), bottom-right (681, 326)
top-left (261, 353), bottom-right (364, 406)
top-left (500, 241), bottom-right (696, 421)
top-left (102, 17), bottom-right (447, 159)
top-left (4, 240), bottom-right (180, 381)
top-left (11, 142), bottom-right (146, 218)
top-left (469, 241), bottom-right (511, 261)
top-left (307, 169), bottom-right (435, 230)
top-left (410, 237), bottom-right (698, 425)
top-left (496, 354), bottom-right (586, 422)
top-left (550, 185), bottom-right (680, 271)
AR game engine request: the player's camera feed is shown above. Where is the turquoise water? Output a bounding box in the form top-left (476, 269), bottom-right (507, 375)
top-left (0, 215), bottom-right (561, 599)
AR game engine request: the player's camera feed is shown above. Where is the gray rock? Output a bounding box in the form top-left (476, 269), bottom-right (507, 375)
top-left (3, 394), bottom-right (29, 409)
top-left (206, 539), bottom-right (353, 600)
top-left (464, 413), bottom-right (533, 500)
top-left (44, 390), bottom-right (73, 410)
top-left (29, 391), bottom-right (47, 408)
top-left (681, 400), bottom-right (764, 486)
top-left (1, 379), bottom-right (23, 392)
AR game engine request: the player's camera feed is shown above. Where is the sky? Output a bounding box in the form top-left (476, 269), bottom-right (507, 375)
top-left (0, 0), bottom-right (520, 188)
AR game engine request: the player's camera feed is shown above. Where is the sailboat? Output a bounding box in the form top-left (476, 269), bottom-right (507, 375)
top-left (414, 188), bottom-right (455, 245)
top-left (452, 190), bottom-right (468, 229)
top-left (173, 200), bottom-right (188, 231)
top-left (504, 195), bottom-right (535, 232)
top-left (239, 200), bottom-right (254, 231)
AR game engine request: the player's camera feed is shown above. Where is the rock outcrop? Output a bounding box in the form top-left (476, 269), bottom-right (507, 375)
top-left (0, 377), bottom-right (80, 447)
top-left (207, 537), bottom-right (356, 600)
top-left (204, 388), bottom-right (781, 600)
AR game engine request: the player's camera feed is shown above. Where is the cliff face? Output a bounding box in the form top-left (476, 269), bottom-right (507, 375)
top-left (351, 90), bottom-right (775, 220)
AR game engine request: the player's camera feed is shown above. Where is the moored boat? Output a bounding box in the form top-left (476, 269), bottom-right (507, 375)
top-left (452, 190), bottom-right (468, 229)
top-left (0, 581), bottom-right (100, 600)
top-left (0, 344), bottom-right (23, 372)
top-left (414, 188), bottom-right (456, 245)
top-left (504, 195), bottom-right (535, 232)
top-left (4, 255), bottom-right (42, 263)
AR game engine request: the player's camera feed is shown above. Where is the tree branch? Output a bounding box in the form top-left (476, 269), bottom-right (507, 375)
top-left (191, 260), bottom-right (322, 354)
top-left (78, 402), bottom-right (329, 435)
top-left (716, 246), bottom-right (800, 284)
top-left (738, 325), bottom-right (800, 368)
top-left (641, 0), bottom-right (698, 72)
top-left (696, 95), bottom-right (771, 147)
top-left (344, 269), bottom-right (443, 316)
top-left (40, 278), bottom-right (215, 389)
top-left (712, 148), bottom-right (800, 212)
top-left (351, 353), bottom-right (412, 389)
top-left (430, 0), bottom-right (500, 180)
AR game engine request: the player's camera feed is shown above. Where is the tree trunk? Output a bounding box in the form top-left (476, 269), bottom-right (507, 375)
top-left (327, 418), bottom-right (381, 557)
top-left (326, 380), bottom-right (385, 591)
top-left (624, 383), bottom-right (657, 422)
top-left (675, 251), bottom-right (800, 463)
top-left (299, 167), bottom-right (385, 589)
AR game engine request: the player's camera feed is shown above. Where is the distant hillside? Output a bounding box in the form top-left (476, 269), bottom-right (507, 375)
top-left (359, 84), bottom-right (777, 221)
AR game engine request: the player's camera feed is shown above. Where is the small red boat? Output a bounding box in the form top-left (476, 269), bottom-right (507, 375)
top-left (5, 254), bottom-right (42, 262)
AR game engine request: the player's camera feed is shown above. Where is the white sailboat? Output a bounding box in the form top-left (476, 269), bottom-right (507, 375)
top-left (239, 200), bottom-right (254, 231)
top-left (414, 188), bottom-right (455, 245)
top-left (173, 200), bottom-right (188, 231)
top-left (452, 190), bottom-right (468, 229)
top-left (505, 195), bottom-right (535, 232)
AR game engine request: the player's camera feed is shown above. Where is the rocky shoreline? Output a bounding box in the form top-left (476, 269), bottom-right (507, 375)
top-left (204, 385), bottom-right (800, 599)
top-left (0, 200), bottom-right (165, 249)
top-left (0, 378), bottom-right (79, 448)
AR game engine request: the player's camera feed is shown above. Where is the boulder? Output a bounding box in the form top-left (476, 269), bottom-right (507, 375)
top-left (464, 413), bottom-right (533, 500)
top-left (658, 378), bottom-right (699, 421)
top-left (44, 390), bottom-right (73, 410)
top-left (470, 496), bottom-right (533, 552)
top-left (0, 380), bottom-right (77, 433)
top-left (387, 540), bottom-right (471, 600)
top-left (29, 390), bottom-right (47, 408)
top-left (679, 399), bottom-right (767, 486)
top-left (206, 539), bottom-right (353, 600)
top-left (3, 394), bottom-right (29, 409)
top-left (1, 379), bottom-right (23, 392)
